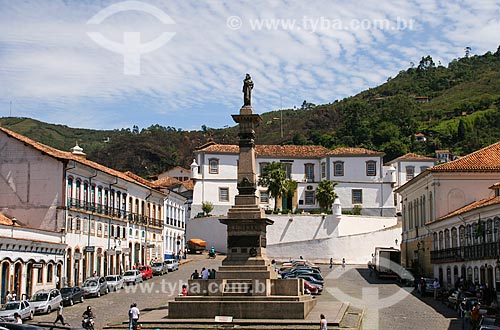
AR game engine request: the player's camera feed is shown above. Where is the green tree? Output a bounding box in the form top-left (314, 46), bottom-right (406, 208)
top-left (201, 201), bottom-right (214, 216)
top-left (258, 162), bottom-right (290, 211)
top-left (315, 180), bottom-right (338, 211)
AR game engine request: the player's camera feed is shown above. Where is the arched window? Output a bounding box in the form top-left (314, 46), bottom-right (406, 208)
top-left (67, 215), bottom-right (73, 231)
top-left (451, 227), bottom-right (458, 248)
top-left (459, 225), bottom-right (465, 246)
top-left (67, 178), bottom-right (73, 206)
top-left (495, 218), bottom-right (500, 241)
top-left (433, 232), bottom-right (438, 250)
top-left (429, 191), bottom-right (434, 221)
top-left (75, 180), bottom-right (81, 205)
top-left (47, 264), bottom-right (53, 282)
top-left (438, 231), bottom-right (444, 250)
top-left (76, 217), bottom-right (81, 232)
top-left (110, 225), bottom-right (115, 237)
top-left (487, 219), bottom-right (493, 242)
top-left (444, 229), bottom-right (450, 249)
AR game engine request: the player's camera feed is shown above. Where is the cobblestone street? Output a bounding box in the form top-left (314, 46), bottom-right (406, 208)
top-left (26, 258), bottom-right (462, 330)
top-left (323, 265), bottom-right (461, 330)
top-left (26, 255), bottom-right (220, 329)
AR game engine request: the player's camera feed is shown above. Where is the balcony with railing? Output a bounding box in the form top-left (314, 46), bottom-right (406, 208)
top-left (431, 241), bottom-right (500, 264)
top-left (67, 198), bottom-right (163, 228)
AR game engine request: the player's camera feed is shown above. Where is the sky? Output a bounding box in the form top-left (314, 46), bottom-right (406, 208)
top-left (0, 0), bottom-right (499, 131)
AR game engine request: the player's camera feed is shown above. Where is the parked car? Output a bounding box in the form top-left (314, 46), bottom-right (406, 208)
top-left (29, 289), bottom-right (62, 314)
top-left (0, 300), bottom-right (34, 320)
top-left (303, 280), bottom-right (322, 295)
top-left (60, 286), bottom-right (84, 306)
top-left (163, 259), bottom-right (179, 272)
top-left (105, 275), bottom-right (124, 292)
top-left (151, 262), bottom-right (167, 276)
top-left (122, 270), bottom-right (143, 285)
top-left (397, 268), bottom-right (416, 287)
top-left (138, 266), bottom-right (153, 280)
top-left (82, 277), bottom-right (108, 297)
top-left (417, 278), bottom-right (435, 296)
top-left (0, 323), bottom-right (45, 330)
top-left (284, 271), bottom-right (324, 283)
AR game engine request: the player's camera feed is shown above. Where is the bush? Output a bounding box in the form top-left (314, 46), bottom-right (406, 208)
top-left (265, 210), bottom-right (273, 214)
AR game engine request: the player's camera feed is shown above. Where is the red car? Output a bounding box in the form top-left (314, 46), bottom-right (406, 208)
top-left (304, 280), bottom-right (322, 295)
top-left (138, 265), bottom-right (153, 280)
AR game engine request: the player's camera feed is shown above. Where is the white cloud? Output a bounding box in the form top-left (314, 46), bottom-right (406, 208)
top-left (0, 0), bottom-right (499, 129)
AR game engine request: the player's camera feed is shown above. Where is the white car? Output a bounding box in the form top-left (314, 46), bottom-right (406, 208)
top-left (164, 259), bottom-right (179, 272)
top-left (122, 270), bottom-right (143, 285)
top-left (29, 288), bottom-right (62, 314)
top-left (105, 275), bottom-right (124, 292)
top-left (0, 300), bottom-right (34, 321)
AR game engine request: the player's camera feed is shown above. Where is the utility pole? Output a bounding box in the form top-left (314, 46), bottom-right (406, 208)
top-left (280, 95), bottom-right (283, 138)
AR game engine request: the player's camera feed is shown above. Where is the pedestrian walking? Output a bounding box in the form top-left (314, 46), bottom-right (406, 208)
top-left (130, 303), bottom-right (140, 330)
top-left (6, 291), bottom-right (13, 302)
top-left (460, 302), bottom-right (471, 330)
top-left (128, 304), bottom-right (134, 330)
top-left (342, 258), bottom-right (346, 270)
top-left (320, 313), bottom-right (327, 330)
top-left (433, 278), bottom-right (440, 300)
top-left (182, 284), bottom-right (188, 296)
top-left (329, 258), bottom-right (333, 269)
top-left (191, 269), bottom-right (199, 279)
top-left (54, 302), bottom-right (68, 326)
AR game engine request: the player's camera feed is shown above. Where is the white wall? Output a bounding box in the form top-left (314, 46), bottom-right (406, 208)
top-left (186, 214), bottom-right (401, 264)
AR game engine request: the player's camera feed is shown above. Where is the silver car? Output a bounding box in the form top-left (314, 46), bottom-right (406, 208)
top-left (151, 262), bottom-right (167, 276)
top-left (0, 300), bottom-right (34, 321)
top-left (83, 277), bottom-right (109, 297)
top-left (29, 289), bottom-right (62, 314)
top-left (105, 275), bottom-right (124, 292)
top-left (122, 270), bottom-right (143, 285)
top-left (164, 259), bottom-right (179, 272)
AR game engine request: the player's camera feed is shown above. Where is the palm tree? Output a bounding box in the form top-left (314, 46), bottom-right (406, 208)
top-left (315, 180), bottom-right (338, 211)
top-left (258, 162), bottom-right (290, 211)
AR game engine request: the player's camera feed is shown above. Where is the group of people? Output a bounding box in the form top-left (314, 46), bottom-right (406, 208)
top-left (4, 290), bottom-right (17, 302)
top-left (191, 267), bottom-right (216, 280)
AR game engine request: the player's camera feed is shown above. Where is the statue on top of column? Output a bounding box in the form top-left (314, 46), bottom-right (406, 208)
top-left (243, 74), bottom-right (254, 106)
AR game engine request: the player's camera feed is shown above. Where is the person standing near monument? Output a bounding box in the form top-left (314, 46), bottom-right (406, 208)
top-left (329, 258), bottom-right (333, 269)
top-left (320, 314), bottom-right (327, 330)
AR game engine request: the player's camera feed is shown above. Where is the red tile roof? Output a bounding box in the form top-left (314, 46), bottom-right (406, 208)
top-left (429, 196), bottom-right (500, 224)
top-left (0, 213), bottom-right (20, 226)
top-left (430, 142), bottom-right (500, 172)
top-left (0, 127), bottom-right (164, 193)
top-left (326, 147), bottom-right (384, 156)
top-left (181, 180), bottom-right (194, 191)
top-left (196, 143), bottom-right (383, 158)
top-left (152, 176), bottom-right (182, 188)
top-left (197, 143), bottom-right (331, 158)
top-left (389, 153), bottom-right (436, 163)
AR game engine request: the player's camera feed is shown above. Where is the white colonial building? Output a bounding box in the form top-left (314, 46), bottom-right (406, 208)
top-left (397, 141), bottom-right (500, 289)
top-left (0, 127), bottom-right (185, 289)
top-left (191, 142), bottom-right (404, 217)
top-left (0, 214), bottom-right (66, 302)
top-left (387, 153), bottom-right (436, 213)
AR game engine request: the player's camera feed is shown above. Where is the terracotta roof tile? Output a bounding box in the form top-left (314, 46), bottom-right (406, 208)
top-left (196, 143), bottom-right (383, 158)
top-left (430, 142), bottom-right (500, 172)
top-left (389, 153), bottom-right (436, 163)
top-left (489, 182), bottom-right (500, 189)
top-left (326, 147), bottom-right (384, 156)
top-left (152, 176), bottom-right (182, 188)
top-left (0, 213), bottom-right (21, 226)
top-left (197, 144), bottom-right (331, 158)
top-left (429, 196), bottom-right (500, 224)
top-left (181, 180), bottom-right (194, 191)
top-left (0, 127), bottom-right (164, 193)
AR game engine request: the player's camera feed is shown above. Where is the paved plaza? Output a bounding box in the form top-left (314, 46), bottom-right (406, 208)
top-left (27, 255), bottom-right (462, 329)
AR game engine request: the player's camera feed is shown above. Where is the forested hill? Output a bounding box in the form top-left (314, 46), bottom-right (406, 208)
top-left (1, 47), bottom-right (500, 178)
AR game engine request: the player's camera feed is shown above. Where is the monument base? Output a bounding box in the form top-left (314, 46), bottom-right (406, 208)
top-left (168, 278), bottom-right (316, 319)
